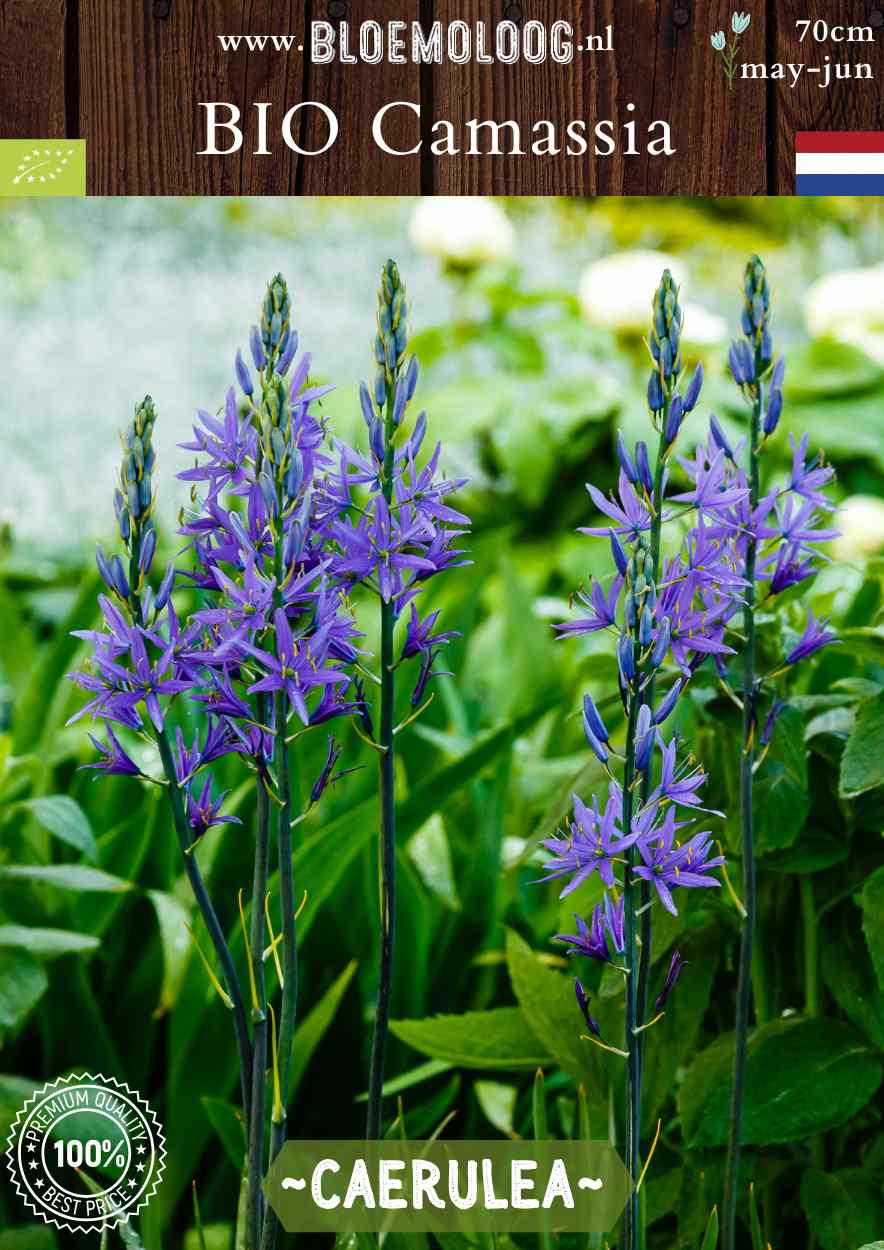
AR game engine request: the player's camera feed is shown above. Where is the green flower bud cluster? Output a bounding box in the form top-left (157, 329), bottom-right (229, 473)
top-left (259, 273), bottom-right (292, 369)
top-left (624, 536), bottom-right (657, 648)
top-left (647, 269), bottom-right (684, 412)
top-left (115, 395), bottom-right (157, 546)
top-left (741, 254), bottom-right (772, 367)
top-left (373, 259), bottom-right (408, 407)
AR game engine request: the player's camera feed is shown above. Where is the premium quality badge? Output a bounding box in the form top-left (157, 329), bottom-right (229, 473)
top-left (5, 1073), bottom-right (165, 1234)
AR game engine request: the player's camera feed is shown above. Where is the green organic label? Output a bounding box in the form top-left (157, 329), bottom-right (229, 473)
top-left (265, 1140), bottom-right (631, 1233)
top-left (0, 141), bottom-right (86, 196)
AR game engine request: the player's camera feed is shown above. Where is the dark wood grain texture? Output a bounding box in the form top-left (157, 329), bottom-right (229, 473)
top-left (2, 1), bottom-right (884, 194)
top-left (80, 1), bottom-right (302, 194)
top-left (300, 0), bottom-right (422, 193)
top-left (0, 0), bottom-right (68, 138)
top-left (772, 0), bottom-right (884, 191)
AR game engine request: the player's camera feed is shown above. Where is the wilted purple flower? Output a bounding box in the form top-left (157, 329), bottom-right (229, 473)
top-left (760, 698), bottom-right (785, 747)
top-left (574, 978), bottom-right (602, 1037)
top-left (557, 893), bottom-right (627, 963)
top-left (654, 950), bottom-right (687, 1011)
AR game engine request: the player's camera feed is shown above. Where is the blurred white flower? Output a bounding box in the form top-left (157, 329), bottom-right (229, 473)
top-left (409, 196), bottom-right (515, 267)
top-left (682, 302), bottom-right (728, 346)
top-left (578, 250), bottom-right (686, 334)
top-left (834, 494), bottom-right (884, 560)
top-left (711, 31), bottom-right (726, 50)
top-left (732, 12), bottom-right (751, 35)
top-left (804, 263), bottom-right (884, 364)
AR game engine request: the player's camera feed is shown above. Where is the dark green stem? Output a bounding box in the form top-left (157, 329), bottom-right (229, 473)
top-left (801, 875), bottom-right (825, 1170)
top-left (155, 727), bottom-right (252, 1123)
top-left (622, 691), bottom-right (641, 1250)
top-left (801, 875), bottom-right (820, 1018)
top-left (366, 390), bottom-right (398, 1140)
top-left (722, 381), bottom-right (762, 1250)
top-left (636, 422), bottom-right (669, 1105)
top-left (247, 777), bottom-right (270, 1249)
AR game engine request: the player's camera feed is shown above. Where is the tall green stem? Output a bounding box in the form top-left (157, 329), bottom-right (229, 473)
top-left (636, 424), bottom-right (669, 1089)
top-left (155, 727), bottom-right (252, 1121)
top-left (622, 690), bottom-right (641, 1250)
top-left (366, 388), bottom-right (398, 1140)
top-left (722, 381), bottom-right (762, 1250)
top-left (247, 777), bottom-right (270, 1249)
top-left (801, 875), bottom-right (820, 1018)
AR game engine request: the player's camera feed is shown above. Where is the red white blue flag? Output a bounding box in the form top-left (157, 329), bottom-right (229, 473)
top-left (796, 132), bottom-right (884, 195)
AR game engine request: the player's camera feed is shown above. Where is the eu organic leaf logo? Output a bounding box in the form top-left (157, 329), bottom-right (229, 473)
top-left (0, 140), bottom-right (86, 196)
top-left (711, 11), bottom-right (752, 90)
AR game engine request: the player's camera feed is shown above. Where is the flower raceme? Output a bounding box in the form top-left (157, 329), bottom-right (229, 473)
top-left (547, 269), bottom-right (739, 1249)
top-left (67, 266), bottom-right (469, 1244)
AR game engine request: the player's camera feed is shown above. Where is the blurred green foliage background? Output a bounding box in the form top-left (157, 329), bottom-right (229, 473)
top-left (0, 196), bottom-right (883, 1250)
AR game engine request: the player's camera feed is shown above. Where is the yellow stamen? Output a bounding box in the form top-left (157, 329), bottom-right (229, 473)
top-left (262, 892), bottom-right (284, 987)
top-left (237, 889), bottom-right (263, 1019)
top-left (185, 922), bottom-right (234, 1009)
top-left (269, 1003), bottom-right (284, 1124)
top-left (636, 1119), bottom-right (662, 1192)
top-left (718, 842), bottom-right (747, 918)
top-left (580, 1034), bottom-right (629, 1058)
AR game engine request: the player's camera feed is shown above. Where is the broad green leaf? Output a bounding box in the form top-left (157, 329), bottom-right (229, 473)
top-left (764, 829), bottom-right (847, 874)
top-left (684, 1019), bottom-right (882, 1147)
top-left (14, 795), bottom-right (97, 861)
top-left (147, 889), bottom-right (193, 1014)
top-left (407, 814), bottom-right (460, 911)
top-left (822, 928), bottom-right (884, 1048)
top-left (0, 1229), bottom-right (59, 1249)
top-left (288, 960), bottom-right (358, 1100)
top-left (505, 927), bottom-right (590, 1082)
top-left (201, 1096), bottom-right (246, 1172)
top-left (0, 924), bottom-right (99, 958)
top-left (644, 1167), bottom-right (681, 1228)
top-left (641, 931), bottom-right (719, 1130)
top-left (800, 1168), bottom-right (884, 1250)
top-left (474, 1080), bottom-right (518, 1137)
top-left (391, 1007), bottom-right (552, 1070)
top-left (0, 947), bottom-right (48, 1031)
top-left (0, 1073), bottom-right (39, 1142)
top-left (861, 865), bottom-right (884, 990)
top-left (0, 864), bottom-right (132, 893)
top-left (840, 693), bottom-right (884, 798)
top-left (754, 706), bottom-right (809, 852)
top-left (785, 337), bottom-right (884, 399)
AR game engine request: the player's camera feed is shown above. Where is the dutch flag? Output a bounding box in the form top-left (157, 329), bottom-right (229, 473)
top-left (796, 132), bottom-right (884, 195)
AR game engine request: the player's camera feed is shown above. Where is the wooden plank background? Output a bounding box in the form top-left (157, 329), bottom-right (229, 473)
top-left (1, 1), bottom-right (882, 194)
